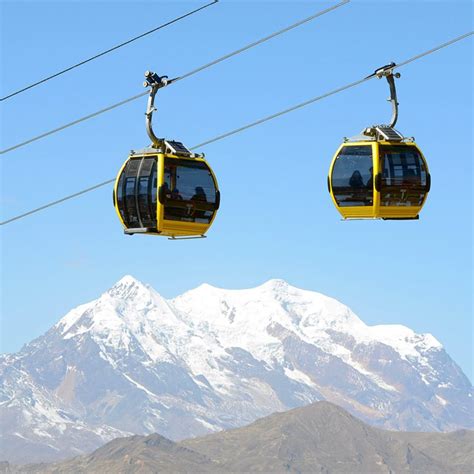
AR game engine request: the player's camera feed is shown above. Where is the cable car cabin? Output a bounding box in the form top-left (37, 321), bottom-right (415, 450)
top-left (113, 142), bottom-right (220, 238)
top-left (328, 127), bottom-right (430, 220)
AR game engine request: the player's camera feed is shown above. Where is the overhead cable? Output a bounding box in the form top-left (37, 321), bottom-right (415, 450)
top-left (1, 30), bottom-right (472, 226)
top-left (0, 0), bottom-right (350, 155)
top-left (0, 0), bottom-right (219, 102)
top-left (171, 0), bottom-right (350, 84)
top-left (195, 31), bottom-right (474, 148)
top-left (0, 179), bottom-right (118, 226)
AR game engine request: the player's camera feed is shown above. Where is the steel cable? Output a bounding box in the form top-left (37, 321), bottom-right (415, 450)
top-left (0, 0), bottom-right (219, 102)
top-left (1, 30), bottom-right (472, 226)
top-left (0, 0), bottom-right (350, 155)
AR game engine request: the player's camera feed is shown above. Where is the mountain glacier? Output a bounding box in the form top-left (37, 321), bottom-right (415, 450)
top-left (1, 276), bottom-right (472, 463)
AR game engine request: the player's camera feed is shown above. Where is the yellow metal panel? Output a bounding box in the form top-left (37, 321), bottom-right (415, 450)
top-left (113, 158), bottom-right (128, 228)
top-left (377, 206), bottom-right (422, 219)
top-left (161, 220), bottom-right (211, 237)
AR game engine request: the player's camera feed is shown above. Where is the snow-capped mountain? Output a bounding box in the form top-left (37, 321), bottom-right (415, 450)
top-left (1, 276), bottom-right (472, 463)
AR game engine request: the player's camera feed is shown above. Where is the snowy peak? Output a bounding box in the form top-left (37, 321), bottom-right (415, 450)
top-left (368, 324), bottom-right (443, 359)
top-left (55, 276), bottom-right (443, 365)
top-left (106, 274), bottom-right (154, 301)
top-left (54, 276), bottom-right (179, 363)
top-left (258, 278), bottom-right (291, 292)
top-left (186, 278), bottom-right (304, 298)
top-left (171, 277), bottom-right (447, 372)
top-left (173, 277), bottom-right (365, 336)
top-left (54, 275), bottom-right (152, 337)
top-left (2, 275), bottom-right (472, 464)
top-left (182, 278), bottom-right (293, 298)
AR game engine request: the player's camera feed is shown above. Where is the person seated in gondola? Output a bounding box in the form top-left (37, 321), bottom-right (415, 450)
top-left (191, 186), bottom-right (207, 219)
top-left (191, 186), bottom-right (207, 202)
top-left (349, 170), bottom-right (364, 188)
top-left (171, 188), bottom-right (183, 200)
top-left (160, 182), bottom-right (172, 199)
top-left (162, 183), bottom-right (184, 220)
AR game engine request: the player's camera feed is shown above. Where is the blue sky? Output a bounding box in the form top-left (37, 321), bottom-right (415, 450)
top-left (1, 1), bottom-right (472, 380)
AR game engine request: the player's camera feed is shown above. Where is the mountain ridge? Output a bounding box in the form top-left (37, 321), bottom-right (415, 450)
top-left (5, 401), bottom-right (473, 473)
top-left (1, 275), bottom-right (472, 464)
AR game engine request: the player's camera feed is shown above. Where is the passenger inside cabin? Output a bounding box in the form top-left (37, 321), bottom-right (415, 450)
top-left (349, 170), bottom-right (364, 188)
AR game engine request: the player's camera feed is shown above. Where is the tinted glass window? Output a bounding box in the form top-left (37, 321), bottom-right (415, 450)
top-left (331, 145), bottom-right (374, 207)
top-left (137, 159), bottom-right (157, 227)
top-left (116, 156), bottom-right (157, 229)
top-left (124, 176), bottom-right (139, 226)
top-left (379, 145), bottom-right (428, 207)
top-left (163, 158), bottom-right (217, 223)
top-left (116, 171), bottom-right (124, 207)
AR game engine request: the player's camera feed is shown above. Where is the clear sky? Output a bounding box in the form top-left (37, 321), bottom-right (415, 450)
top-left (1, 1), bottom-right (472, 380)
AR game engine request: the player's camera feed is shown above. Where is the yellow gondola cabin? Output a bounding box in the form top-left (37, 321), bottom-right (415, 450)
top-left (328, 63), bottom-right (431, 220)
top-left (328, 129), bottom-right (430, 220)
top-left (113, 71), bottom-right (220, 238)
top-left (114, 142), bottom-right (220, 237)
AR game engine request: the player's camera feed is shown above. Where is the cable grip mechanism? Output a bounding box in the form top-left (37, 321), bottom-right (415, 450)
top-left (373, 62), bottom-right (401, 128)
top-left (144, 71), bottom-right (169, 148)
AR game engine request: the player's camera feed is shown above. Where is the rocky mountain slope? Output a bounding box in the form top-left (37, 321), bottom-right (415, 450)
top-left (1, 276), bottom-right (472, 464)
top-left (5, 402), bottom-right (473, 473)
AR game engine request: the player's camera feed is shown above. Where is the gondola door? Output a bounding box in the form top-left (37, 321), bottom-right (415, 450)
top-left (115, 154), bottom-right (159, 234)
top-left (377, 143), bottom-right (430, 219)
top-left (329, 142), bottom-right (377, 219)
top-left (156, 155), bottom-right (220, 237)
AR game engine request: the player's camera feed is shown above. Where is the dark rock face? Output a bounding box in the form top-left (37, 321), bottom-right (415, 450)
top-left (5, 402), bottom-right (473, 474)
top-left (1, 276), bottom-right (472, 464)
